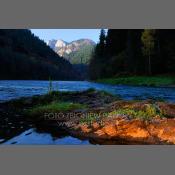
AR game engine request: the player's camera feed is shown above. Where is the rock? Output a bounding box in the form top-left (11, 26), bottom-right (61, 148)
top-left (94, 129), bottom-right (107, 138)
top-left (115, 117), bottom-right (128, 126)
top-left (92, 122), bottom-right (100, 130)
top-left (147, 119), bottom-right (175, 144)
top-left (102, 124), bottom-right (118, 137)
top-left (75, 116), bottom-right (175, 144)
top-left (79, 124), bottom-right (92, 133)
top-left (157, 102), bottom-right (175, 118)
top-left (117, 120), bottom-right (149, 138)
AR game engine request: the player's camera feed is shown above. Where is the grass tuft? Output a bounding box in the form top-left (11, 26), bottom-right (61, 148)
top-left (27, 102), bottom-right (87, 117)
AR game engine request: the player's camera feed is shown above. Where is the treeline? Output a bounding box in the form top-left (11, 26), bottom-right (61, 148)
top-left (89, 29), bottom-right (175, 79)
top-left (0, 29), bottom-right (77, 80)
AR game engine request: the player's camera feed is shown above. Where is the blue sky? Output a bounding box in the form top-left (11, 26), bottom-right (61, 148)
top-left (31, 29), bottom-right (102, 43)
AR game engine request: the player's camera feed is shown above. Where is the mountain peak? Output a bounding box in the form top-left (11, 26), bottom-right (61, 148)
top-left (47, 38), bottom-right (96, 63)
top-left (55, 39), bottom-right (67, 48)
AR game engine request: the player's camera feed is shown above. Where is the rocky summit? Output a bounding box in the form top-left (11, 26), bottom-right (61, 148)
top-left (47, 39), bottom-right (95, 64)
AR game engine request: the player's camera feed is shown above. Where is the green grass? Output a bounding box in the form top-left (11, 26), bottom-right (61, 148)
top-left (27, 102), bottom-right (87, 117)
top-left (97, 76), bottom-right (175, 86)
top-left (109, 104), bottom-right (164, 120)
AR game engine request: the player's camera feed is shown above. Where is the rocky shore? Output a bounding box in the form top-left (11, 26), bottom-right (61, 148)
top-left (1, 89), bottom-right (175, 144)
top-left (60, 100), bottom-right (175, 144)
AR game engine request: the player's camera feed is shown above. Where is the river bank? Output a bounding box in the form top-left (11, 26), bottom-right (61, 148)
top-left (96, 76), bottom-right (175, 87)
top-left (1, 88), bottom-right (175, 144)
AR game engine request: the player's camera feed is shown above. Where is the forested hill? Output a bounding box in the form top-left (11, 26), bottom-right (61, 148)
top-left (0, 29), bottom-right (78, 80)
top-left (89, 29), bottom-right (175, 79)
top-left (47, 39), bottom-right (95, 64)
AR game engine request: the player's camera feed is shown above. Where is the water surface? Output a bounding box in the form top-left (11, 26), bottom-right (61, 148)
top-left (3, 129), bottom-right (90, 145)
top-left (1, 80), bottom-right (175, 102)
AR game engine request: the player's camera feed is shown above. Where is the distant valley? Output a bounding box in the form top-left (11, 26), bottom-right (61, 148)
top-left (47, 39), bottom-right (95, 64)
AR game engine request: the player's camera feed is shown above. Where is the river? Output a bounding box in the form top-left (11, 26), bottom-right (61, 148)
top-left (1, 80), bottom-right (175, 102)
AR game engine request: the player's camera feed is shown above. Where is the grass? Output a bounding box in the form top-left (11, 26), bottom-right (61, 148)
top-left (97, 76), bottom-right (175, 86)
top-left (109, 104), bottom-right (164, 120)
top-left (79, 103), bottom-right (164, 123)
top-left (27, 102), bottom-right (87, 117)
top-left (10, 88), bottom-right (117, 112)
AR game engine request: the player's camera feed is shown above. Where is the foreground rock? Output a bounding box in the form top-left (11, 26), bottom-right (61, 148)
top-left (63, 101), bottom-right (175, 144)
top-left (70, 116), bottom-right (175, 144)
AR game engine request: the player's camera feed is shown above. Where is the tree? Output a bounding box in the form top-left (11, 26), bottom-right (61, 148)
top-left (141, 29), bottom-right (156, 75)
top-left (126, 29), bottom-right (143, 74)
top-left (96, 29), bottom-right (106, 56)
top-left (106, 29), bottom-right (128, 56)
top-left (0, 29), bottom-right (78, 80)
top-left (90, 29), bottom-right (175, 80)
top-left (156, 29), bottom-right (175, 74)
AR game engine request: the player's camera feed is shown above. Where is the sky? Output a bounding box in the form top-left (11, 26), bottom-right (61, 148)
top-left (31, 29), bottom-right (102, 43)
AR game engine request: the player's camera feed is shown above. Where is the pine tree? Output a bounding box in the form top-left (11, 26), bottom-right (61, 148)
top-left (141, 29), bottom-right (156, 75)
top-left (106, 29), bottom-right (127, 56)
top-left (96, 29), bottom-right (106, 56)
top-left (126, 29), bottom-right (143, 74)
top-left (89, 29), bottom-right (106, 79)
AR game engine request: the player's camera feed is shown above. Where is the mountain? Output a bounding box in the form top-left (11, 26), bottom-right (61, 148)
top-left (0, 29), bottom-right (78, 80)
top-left (47, 39), bottom-right (95, 64)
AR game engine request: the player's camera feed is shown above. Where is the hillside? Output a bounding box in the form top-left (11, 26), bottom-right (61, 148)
top-left (47, 39), bottom-right (95, 64)
top-left (0, 29), bottom-right (77, 80)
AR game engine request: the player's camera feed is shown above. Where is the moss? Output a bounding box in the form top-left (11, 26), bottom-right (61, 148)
top-left (109, 104), bottom-right (164, 120)
top-left (26, 102), bottom-right (87, 117)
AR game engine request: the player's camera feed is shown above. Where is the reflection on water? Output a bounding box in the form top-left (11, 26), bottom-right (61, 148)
top-left (3, 128), bottom-right (90, 145)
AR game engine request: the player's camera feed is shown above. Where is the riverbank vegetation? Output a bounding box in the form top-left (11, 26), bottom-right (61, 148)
top-left (109, 103), bottom-right (164, 120)
top-left (97, 76), bottom-right (175, 86)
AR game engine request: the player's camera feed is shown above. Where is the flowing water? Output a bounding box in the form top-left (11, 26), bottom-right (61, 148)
top-left (1, 80), bottom-right (175, 102)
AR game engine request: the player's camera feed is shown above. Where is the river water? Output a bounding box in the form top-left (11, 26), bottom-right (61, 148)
top-left (1, 80), bottom-right (175, 144)
top-left (1, 80), bottom-right (175, 102)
